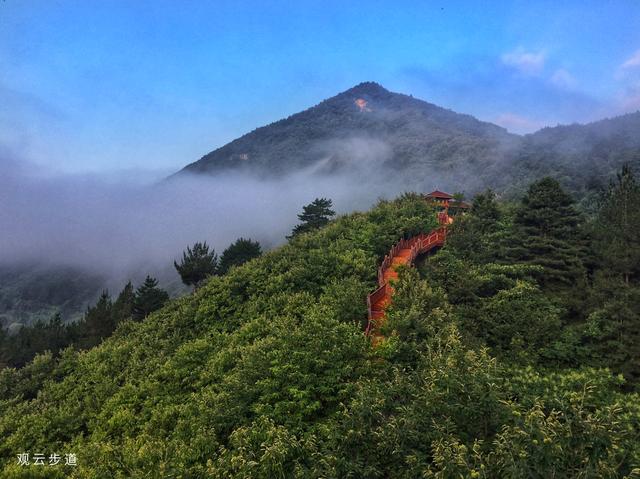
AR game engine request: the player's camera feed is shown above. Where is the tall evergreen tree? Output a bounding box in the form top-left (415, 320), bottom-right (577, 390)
top-left (81, 290), bottom-right (114, 347)
top-left (174, 241), bottom-right (218, 290)
top-left (581, 166), bottom-right (640, 384)
top-left (0, 326), bottom-right (8, 369)
top-left (132, 276), bottom-right (169, 320)
top-left (112, 281), bottom-right (134, 323)
top-left (289, 198), bottom-right (335, 238)
top-left (585, 283), bottom-right (640, 386)
top-left (218, 238), bottom-right (262, 275)
top-left (447, 189), bottom-right (504, 263)
top-left (593, 164), bottom-right (640, 285)
top-left (505, 177), bottom-right (587, 288)
top-left (46, 312), bottom-right (68, 354)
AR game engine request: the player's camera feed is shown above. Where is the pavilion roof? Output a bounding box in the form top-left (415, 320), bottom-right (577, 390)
top-left (426, 190), bottom-right (454, 199)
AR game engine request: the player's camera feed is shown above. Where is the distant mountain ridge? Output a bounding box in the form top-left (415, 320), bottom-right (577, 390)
top-left (178, 82), bottom-right (640, 198)
top-left (0, 263), bottom-right (104, 329)
top-left (511, 112), bottom-right (640, 198)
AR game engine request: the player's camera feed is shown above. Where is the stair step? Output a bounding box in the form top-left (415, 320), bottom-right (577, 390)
top-left (367, 221), bottom-right (450, 341)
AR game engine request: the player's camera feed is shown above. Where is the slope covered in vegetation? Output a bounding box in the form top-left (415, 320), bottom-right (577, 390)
top-left (180, 82), bottom-right (515, 179)
top-left (1, 191), bottom-right (639, 478)
top-left (507, 112), bottom-right (640, 203)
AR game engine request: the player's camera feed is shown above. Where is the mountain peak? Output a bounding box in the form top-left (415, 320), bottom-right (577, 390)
top-left (344, 81), bottom-right (389, 96)
top-left (337, 82), bottom-right (394, 105)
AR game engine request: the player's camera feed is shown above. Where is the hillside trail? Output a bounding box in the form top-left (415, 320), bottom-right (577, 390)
top-left (366, 211), bottom-right (451, 345)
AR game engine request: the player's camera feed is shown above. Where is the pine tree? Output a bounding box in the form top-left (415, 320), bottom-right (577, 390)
top-left (112, 281), bottom-right (134, 323)
top-left (585, 285), bottom-right (640, 386)
top-left (452, 191), bottom-right (465, 202)
top-left (133, 276), bottom-right (169, 320)
top-left (289, 198), bottom-right (335, 238)
top-left (447, 189), bottom-right (503, 263)
top-left (82, 291), bottom-right (114, 346)
top-left (583, 166), bottom-right (640, 384)
top-left (46, 312), bottom-right (68, 354)
top-left (506, 177), bottom-right (587, 288)
top-left (218, 238), bottom-right (262, 275)
top-left (174, 241), bottom-right (218, 290)
top-left (0, 326), bottom-right (8, 369)
top-left (593, 164), bottom-right (640, 285)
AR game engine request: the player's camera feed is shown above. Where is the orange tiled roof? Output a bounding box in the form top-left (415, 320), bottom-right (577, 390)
top-left (426, 190), bottom-right (454, 199)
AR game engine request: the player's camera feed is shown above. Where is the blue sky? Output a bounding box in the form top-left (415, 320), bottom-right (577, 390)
top-left (1, 0), bottom-right (639, 173)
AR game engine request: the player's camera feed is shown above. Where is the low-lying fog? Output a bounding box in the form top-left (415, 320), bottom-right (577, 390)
top-left (1, 144), bottom-right (455, 292)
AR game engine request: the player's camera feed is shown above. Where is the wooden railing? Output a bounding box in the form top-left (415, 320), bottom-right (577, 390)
top-left (365, 215), bottom-right (449, 336)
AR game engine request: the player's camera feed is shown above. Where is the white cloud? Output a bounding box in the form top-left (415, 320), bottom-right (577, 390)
top-left (598, 81), bottom-right (640, 118)
top-left (501, 48), bottom-right (546, 75)
top-left (550, 68), bottom-right (577, 89)
top-left (618, 83), bottom-right (640, 111)
top-left (622, 94), bottom-right (640, 110)
top-left (621, 49), bottom-right (640, 69)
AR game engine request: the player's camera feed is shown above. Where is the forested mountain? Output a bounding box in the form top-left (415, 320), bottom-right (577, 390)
top-left (179, 82), bottom-right (640, 199)
top-left (2, 186), bottom-right (639, 477)
top-left (180, 82), bottom-right (518, 182)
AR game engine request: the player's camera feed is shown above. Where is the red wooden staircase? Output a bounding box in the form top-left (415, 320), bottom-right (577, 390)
top-left (365, 212), bottom-right (450, 343)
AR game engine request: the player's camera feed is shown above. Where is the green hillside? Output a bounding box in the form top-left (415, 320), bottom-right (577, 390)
top-left (1, 191), bottom-right (639, 478)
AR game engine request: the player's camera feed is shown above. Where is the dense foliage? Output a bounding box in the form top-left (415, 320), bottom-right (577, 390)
top-left (0, 187), bottom-right (639, 477)
top-left (426, 172), bottom-right (640, 385)
top-left (593, 164), bottom-right (640, 285)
